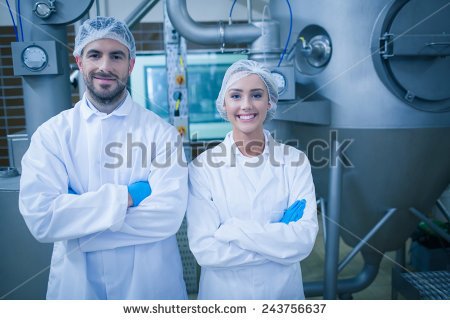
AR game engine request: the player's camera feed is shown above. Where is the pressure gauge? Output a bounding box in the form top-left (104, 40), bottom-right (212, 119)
top-left (271, 71), bottom-right (287, 94)
top-left (22, 45), bottom-right (48, 71)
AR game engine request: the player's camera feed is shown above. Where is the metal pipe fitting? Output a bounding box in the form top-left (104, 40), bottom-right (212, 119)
top-left (166, 0), bottom-right (260, 45)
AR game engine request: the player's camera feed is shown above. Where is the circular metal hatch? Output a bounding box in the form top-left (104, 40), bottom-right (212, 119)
top-left (371, 0), bottom-right (450, 112)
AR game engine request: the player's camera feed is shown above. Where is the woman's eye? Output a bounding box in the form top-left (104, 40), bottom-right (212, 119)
top-left (230, 94), bottom-right (240, 99)
top-left (253, 94), bottom-right (262, 99)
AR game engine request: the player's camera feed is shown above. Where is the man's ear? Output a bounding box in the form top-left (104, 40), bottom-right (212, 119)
top-left (129, 58), bottom-right (136, 75)
top-left (75, 56), bottom-right (83, 72)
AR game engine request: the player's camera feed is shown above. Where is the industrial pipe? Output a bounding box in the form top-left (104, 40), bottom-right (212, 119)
top-left (125, 0), bottom-right (160, 30)
top-left (166, 0), bottom-right (260, 45)
top-left (410, 207), bottom-right (450, 243)
top-left (304, 262), bottom-right (380, 298)
top-left (323, 138), bottom-right (343, 299)
top-left (436, 199), bottom-right (450, 223)
top-left (338, 208), bottom-right (398, 273)
top-left (13, 0), bottom-right (93, 135)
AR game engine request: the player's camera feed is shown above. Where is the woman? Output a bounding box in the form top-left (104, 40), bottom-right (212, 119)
top-left (187, 59), bottom-right (318, 299)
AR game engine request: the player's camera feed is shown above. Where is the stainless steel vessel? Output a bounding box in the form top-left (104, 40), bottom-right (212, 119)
top-left (269, 0), bottom-right (450, 297)
top-left (0, 176), bottom-right (52, 299)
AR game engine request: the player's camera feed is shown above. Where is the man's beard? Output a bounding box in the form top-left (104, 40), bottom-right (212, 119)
top-left (83, 71), bottom-right (127, 106)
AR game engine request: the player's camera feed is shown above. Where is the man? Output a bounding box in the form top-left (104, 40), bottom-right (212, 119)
top-left (19, 17), bottom-right (188, 299)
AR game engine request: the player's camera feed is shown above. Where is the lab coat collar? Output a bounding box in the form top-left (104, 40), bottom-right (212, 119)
top-left (80, 91), bottom-right (133, 120)
top-left (221, 129), bottom-right (286, 167)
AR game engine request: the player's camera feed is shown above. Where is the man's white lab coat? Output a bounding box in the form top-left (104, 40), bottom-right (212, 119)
top-left (19, 93), bottom-right (188, 299)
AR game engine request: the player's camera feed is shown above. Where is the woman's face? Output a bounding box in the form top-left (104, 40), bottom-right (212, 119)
top-left (224, 74), bottom-right (271, 138)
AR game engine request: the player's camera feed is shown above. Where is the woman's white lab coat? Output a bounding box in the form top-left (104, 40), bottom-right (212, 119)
top-left (187, 131), bottom-right (318, 299)
top-left (19, 93), bottom-right (188, 299)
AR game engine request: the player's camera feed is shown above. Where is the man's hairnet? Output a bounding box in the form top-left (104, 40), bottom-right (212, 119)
top-left (73, 16), bottom-right (136, 59)
top-left (216, 59), bottom-right (278, 121)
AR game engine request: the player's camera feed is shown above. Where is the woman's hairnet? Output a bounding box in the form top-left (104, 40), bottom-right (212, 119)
top-left (216, 59), bottom-right (278, 121)
top-left (73, 17), bottom-right (136, 59)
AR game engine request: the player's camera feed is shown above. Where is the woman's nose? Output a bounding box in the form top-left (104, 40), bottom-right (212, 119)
top-left (241, 96), bottom-right (252, 110)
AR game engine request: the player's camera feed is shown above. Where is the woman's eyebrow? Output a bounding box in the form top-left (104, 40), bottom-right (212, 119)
top-left (228, 88), bottom-right (265, 92)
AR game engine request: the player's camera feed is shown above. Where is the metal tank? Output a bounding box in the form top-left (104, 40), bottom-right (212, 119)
top-left (165, 0), bottom-right (450, 298)
top-left (0, 173), bottom-right (52, 299)
top-left (268, 0), bottom-right (450, 297)
top-left (3, 0), bottom-right (94, 299)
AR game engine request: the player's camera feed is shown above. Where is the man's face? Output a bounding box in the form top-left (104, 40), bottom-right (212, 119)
top-left (76, 39), bottom-right (135, 106)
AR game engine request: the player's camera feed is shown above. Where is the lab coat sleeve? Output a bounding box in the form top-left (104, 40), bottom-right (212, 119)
top-left (19, 125), bottom-right (129, 243)
top-left (186, 161), bottom-right (267, 268)
top-left (77, 130), bottom-right (188, 252)
top-left (214, 154), bottom-right (319, 265)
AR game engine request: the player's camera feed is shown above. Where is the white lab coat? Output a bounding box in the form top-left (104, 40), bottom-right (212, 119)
top-left (187, 131), bottom-right (318, 299)
top-left (19, 93), bottom-right (188, 299)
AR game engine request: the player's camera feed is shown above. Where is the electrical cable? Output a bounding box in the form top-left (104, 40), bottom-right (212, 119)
top-left (277, 0), bottom-right (293, 67)
top-left (5, 0), bottom-right (19, 41)
top-left (261, 5), bottom-right (269, 64)
top-left (96, 0), bottom-right (100, 17)
top-left (17, 0), bottom-right (24, 41)
top-left (229, 0), bottom-right (237, 24)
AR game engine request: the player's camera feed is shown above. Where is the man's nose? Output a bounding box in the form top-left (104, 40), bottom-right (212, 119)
top-left (98, 57), bottom-right (113, 72)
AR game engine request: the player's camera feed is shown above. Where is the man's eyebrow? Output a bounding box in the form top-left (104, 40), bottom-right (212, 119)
top-left (85, 49), bottom-right (127, 56)
top-left (110, 50), bottom-right (127, 56)
top-left (86, 49), bottom-right (100, 55)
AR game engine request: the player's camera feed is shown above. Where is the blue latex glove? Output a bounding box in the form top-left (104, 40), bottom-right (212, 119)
top-left (128, 181), bottom-right (152, 207)
top-left (293, 199), bottom-right (307, 221)
top-left (68, 187), bottom-right (77, 194)
top-left (279, 201), bottom-right (300, 224)
top-left (279, 199), bottom-right (307, 224)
